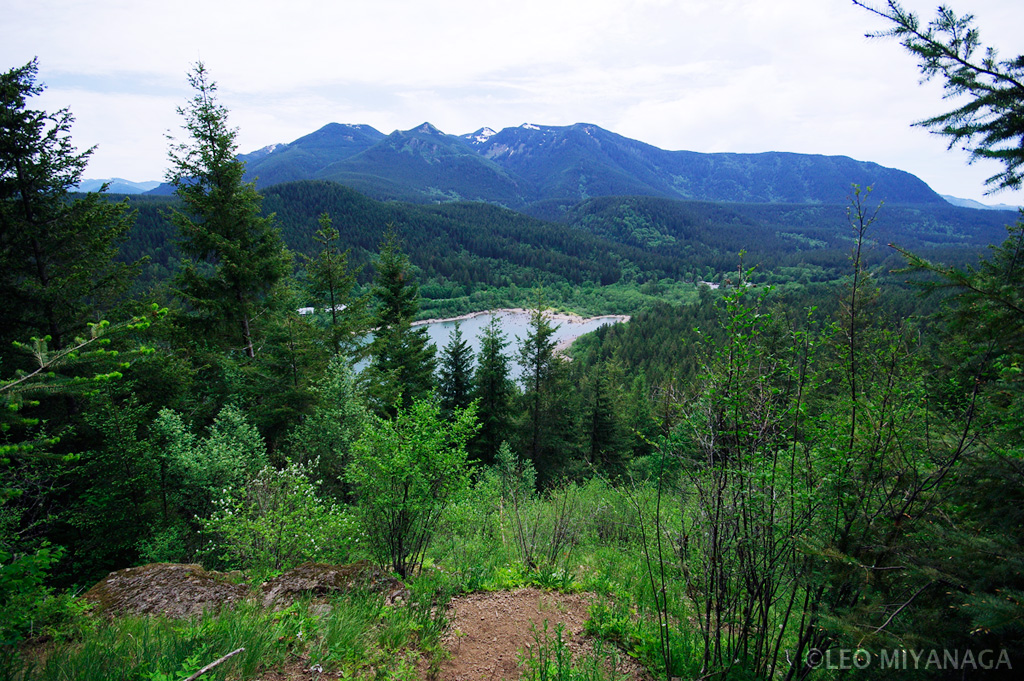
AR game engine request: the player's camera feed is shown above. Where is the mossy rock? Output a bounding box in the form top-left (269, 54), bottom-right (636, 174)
top-left (83, 563), bottom-right (250, 619)
top-left (260, 560), bottom-right (406, 608)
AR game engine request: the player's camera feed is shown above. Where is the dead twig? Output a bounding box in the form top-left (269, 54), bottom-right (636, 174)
top-left (183, 647), bottom-right (245, 681)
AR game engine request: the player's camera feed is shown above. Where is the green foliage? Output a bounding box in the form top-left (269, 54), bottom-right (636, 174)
top-left (519, 621), bottom-right (625, 681)
top-left (471, 317), bottom-right (516, 465)
top-left (347, 398), bottom-right (479, 577)
top-left (582, 363), bottom-right (631, 478)
top-left (363, 230), bottom-right (436, 414)
top-left (284, 355), bottom-right (366, 499)
top-left (155, 404), bottom-right (268, 516)
top-left (1, 312), bottom-right (161, 465)
top-left (199, 461), bottom-right (355, 575)
top-left (518, 301), bottom-right (580, 484)
top-left (856, 0), bottom-right (1024, 191)
top-left (0, 541), bottom-right (69, 645)
top-left (437, 321), bottom-right (475, 417)
top-left (0, 59), bottom-right (139, 357)
top-left (166, 62), bottom-right (291, 359)
top-left (298, 211), bottom-right (369, 359)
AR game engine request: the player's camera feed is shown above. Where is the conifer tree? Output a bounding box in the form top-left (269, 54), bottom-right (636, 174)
top-left (364, 229), bottom-right (435, 413)
top-left (472, 316), bottom-right (514, 465)
top-left (519, 304), bottom-right (558, 469)
top-left (0, 59), bottom-right (137, 358)
top-left (299, 211), bottom-right (368, 361)
top-left (854, 0), bottom-right (1024, 191)
top-left (517, 300), bottom-right (578, 483)
top-left (166, 62), bottom-right (291, 359)
top-left (584, 362), bottom-right (630, 476)
top-left (438, 321), bottom-right (474, 417)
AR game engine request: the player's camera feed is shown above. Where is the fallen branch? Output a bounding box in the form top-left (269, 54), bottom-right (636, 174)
top-left (183, 647), bottom-right (245, 681)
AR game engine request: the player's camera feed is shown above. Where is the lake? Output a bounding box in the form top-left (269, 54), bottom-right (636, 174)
top-left (414, 309), bottom-right (629, 381)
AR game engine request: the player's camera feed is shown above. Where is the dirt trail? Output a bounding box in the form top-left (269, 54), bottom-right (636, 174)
top-left (436, 588), bottom-right (649, 681)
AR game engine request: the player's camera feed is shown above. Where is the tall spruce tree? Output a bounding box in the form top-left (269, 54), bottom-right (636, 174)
top-left (472, 315), bottom-right (514, 466)
top-left (519, 305), bottom-right (557, 467)
top-left (0, 59), bottom-right (137, 358)
top-left (299, 212), bottom-right (367, 361)
top-left (584, 362), bottom-right (630, 477)
top-left (438, 321), bottom-right (474, 417)
top-left (166, 62), bottom-right (291, 359)
top-left (517, 301), bottom-right (577, 483)
top-left (363, 229), bottom-right (435, 413)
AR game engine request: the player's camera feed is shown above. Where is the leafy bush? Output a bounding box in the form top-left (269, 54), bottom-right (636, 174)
top-left (155, 404), bottom-right (268, 512)
top-left (347, 398), bottom-right (478, 577)
top-left (199, 461), bottom-right (354, 574)
top-left (0, 542), bottom-right (79, 645)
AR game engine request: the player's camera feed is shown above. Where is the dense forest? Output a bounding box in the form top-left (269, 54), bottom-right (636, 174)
top-left (3, 2), bottom-right (1024, 678)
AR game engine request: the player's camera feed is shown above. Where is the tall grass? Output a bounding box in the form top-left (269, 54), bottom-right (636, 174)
top-left (2, 585), bottom-right (453, 681)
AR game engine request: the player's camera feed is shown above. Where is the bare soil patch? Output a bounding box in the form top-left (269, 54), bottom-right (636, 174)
top-left (436, 588), bottom-right (650, 681)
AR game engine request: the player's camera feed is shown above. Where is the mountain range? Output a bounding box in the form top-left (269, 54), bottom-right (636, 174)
top-left (77, 178), bottom-right (162, 194)
top-left (136, 122), bottom-right (958, 212)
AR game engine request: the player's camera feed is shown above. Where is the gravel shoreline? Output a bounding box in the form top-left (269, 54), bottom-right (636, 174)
top-left (413, 307), bottom-right (631, 327)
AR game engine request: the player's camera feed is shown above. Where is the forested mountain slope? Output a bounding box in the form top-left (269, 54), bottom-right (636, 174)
top-left (121, 180), bottom-right (1014, 297)
top-left (182, 120), bottom-right (953, 210)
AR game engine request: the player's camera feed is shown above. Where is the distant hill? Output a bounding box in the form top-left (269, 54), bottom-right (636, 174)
top-left (77, 178), bottom-right (161, 194)
top-left (118, 180), bottom-right (1011, 300)
top-left (940, 194), bottom-right (1021, 211)
top-left (465, 123), bottom-right (943, 207)
top-left (192, 121), bottom-right (950, 209)
top-left (239, 123), bottom-right (387, 187)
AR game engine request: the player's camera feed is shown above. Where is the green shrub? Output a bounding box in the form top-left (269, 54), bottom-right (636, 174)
top-left (199, 461), bottom-right (355, 575)
top-left (347, 398), bottom-right (478, 578)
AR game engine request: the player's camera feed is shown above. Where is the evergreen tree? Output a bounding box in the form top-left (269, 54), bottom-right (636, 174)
top-left (854, 0), bottom-right (1024, 192)
top-left (584, 362), bottom-right (630, 477)
top-left (0, 59), bottom-right (137, 357)
top-left (437, 321), bottom-right (474, 417)
top-left (519, 304), bottom-right (558, 469)
top-left (166, 62), bottom-right (291, 359)
top-left (364, 229), bottom-right (435, 413)
top-left (299, 211), bottom-right (368, 361)
top-left (517, 301), bottom-right (578, 484)
top-left (624, 372), bottom-right (658, 459)
top-left (472, 316), bottom-right (514, 466)
top-left (285, 354), bottom-right (366, 500)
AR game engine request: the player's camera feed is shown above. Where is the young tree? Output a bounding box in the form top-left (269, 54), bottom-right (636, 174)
top-left (166, 62), bottom-right (291, 359)
top-left (519, 304), bottom-right (558, 467)
top-left (853, 0), bottom-right (1024, 192)
top-left (472, 316), bottom-right (515, 465)
top-left (363, 229), bottom-right (435, 413)
top-left (583, 362), bottom-right (630, 477)
top-left (347, 398), bottom-right (478, 577)
top-left (0, 59), bottom-right (138, 357)
top-left (437, 321), bottom-right (475, 417)
top-left (285, 355), bottom-right (366, 499)
top-left (299, 212), bottom-right (368, 360)
top-left (517, 301), bottom-right (578, 484)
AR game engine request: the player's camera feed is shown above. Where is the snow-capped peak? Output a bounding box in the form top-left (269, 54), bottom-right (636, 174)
top-left (520, 123), bottom-right (541, 130)
top-left (472, 127), bottom-right (497, 143)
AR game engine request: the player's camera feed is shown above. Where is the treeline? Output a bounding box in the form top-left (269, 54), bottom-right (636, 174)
top-left (111, 178), bottom-right (1014, 312)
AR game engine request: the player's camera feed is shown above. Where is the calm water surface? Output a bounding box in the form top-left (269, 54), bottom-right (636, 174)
top-left (416, 310), bottom-right (628, 380)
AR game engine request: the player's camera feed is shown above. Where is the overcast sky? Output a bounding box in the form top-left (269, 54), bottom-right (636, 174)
top-left (5, 0), bottom-right (1022, 204)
